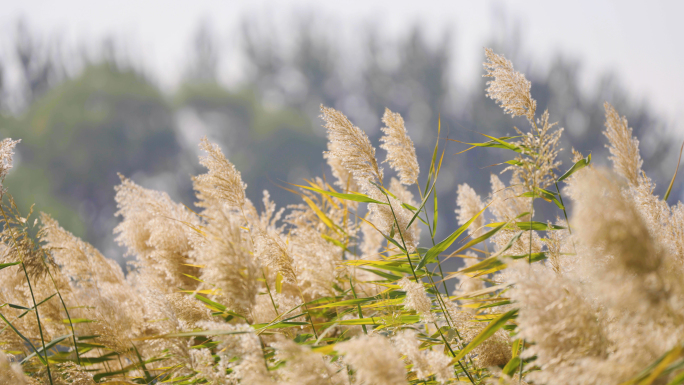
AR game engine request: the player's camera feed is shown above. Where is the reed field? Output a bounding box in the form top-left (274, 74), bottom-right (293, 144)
top-left (1, 48), bottom-right (684, 384)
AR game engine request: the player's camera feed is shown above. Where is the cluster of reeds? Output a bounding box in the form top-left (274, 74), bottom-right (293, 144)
top-left (1, 48), bottom-right (684, 385)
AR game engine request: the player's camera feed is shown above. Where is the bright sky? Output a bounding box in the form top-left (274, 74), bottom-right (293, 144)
top-left (1, 0), bottom-right (683, 132)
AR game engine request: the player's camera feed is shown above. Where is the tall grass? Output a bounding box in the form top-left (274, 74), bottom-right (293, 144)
top-left (1, 48), bottom-right (684, 385)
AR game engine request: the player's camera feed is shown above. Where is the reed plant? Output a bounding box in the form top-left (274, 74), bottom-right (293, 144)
top-left (1, 48), bottom-right (684, 385)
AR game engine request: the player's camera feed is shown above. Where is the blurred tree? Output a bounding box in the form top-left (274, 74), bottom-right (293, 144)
top-left (185, 21), bottom-right (221, 83)
top-left (4, 63), bottom-right (179, 259)
top-left (12, 19), bottom-right (66, 111)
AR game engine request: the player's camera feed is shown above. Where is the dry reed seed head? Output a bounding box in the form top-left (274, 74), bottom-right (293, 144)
top-left (380, 109), bottom-right (420, 185)
top-left (454, 252), bottom-right (485, 296)
top-left (289, 226), bottom-right (339, 299)
top-left (53, 362), bottom-right (94, 385)
top-left (492, 228), bottom-right (543, 260)
top-left (114, 175), bottom-right (202, 289)
top-left (571, 168), bottom-right (660, 275)
top-left (544, 220), bottom-right (576, 275)
top-left (360, 212), bottom-right (385, 260)
top-left (0, 351), bottom-right (34, 385)
top-left (509, 264), bottom-right (608, 383)
top-left (393, 329), bottom-right (452, 384)
top-left (256, 190), bottom-right (286, 232)
top-left (472, 329), bottom-right (512, 368)
top-left (193, 206), bottom-right (260, 314)
top-left (191, 348), bottom-right (230, 384)
top-left (337, 335), bottom-right (408, 385)
top-left (488, 174), bottom-right (530, 222)
top-left (0, 138), bottom-right (20, 183)
top-left (40, 212), bottom-right (127, 288)
top-left (483, 48), bottom-right (537, 122)
top-left (254, 228), bottom-right (297, 285)
top-left (506, 110), bottom-right (563, 191)
top-left (197, 321), bottom-right (271, 383)
top-left (603, 102), bottom-right (643, 186)
top-left (164, 293), bottom-right (212, 329)
top-left (455, 183), bottom-right (485, 237)
top-left (398, 277), bottom-right (434, 322)
top-left (321, 105), bottom-right (383, 192)
top-left (274, 339), bottom-right (347, 385)
top-left (325, 140), bottom-right (360, 193)
top-left (194, 136), bottom-right (247, 208)
top-left (1, 227), bottom-right (51, 281)
top-left (252, 292), bottom-right (303, 326)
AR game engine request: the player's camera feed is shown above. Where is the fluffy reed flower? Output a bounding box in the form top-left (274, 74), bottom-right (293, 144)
top-left (470, 327), bottom-right (512, 368)
top-left (193, 206), bottom-right (259, 314)
top-left (321, 105), bottom-right (383, 191)
top-left (0, 138), bottom-right (20, 183)
top-left (325, 140), bottom-right (360, 193)
top-left (509, 264), bottom-right (608, 384)
top-left (394, 329), bottom-right (452, 383)
top-left (507, 110), bottom-right (563, 191)
top-left (483, 48), bottom-right (536, 122)
top-left (53, 362), bottom-right (94, 385)
top-left (203, 322), bottom-right (272, 384)
top-left (453, 253), bottom-right (485, 296)
top-left (360, 214), bottom-right (384, 260)
top-left (289, 226), bottom-right (339, 299)
top-left (488, 174), bottom-right (529, 222)
top-left (603, 102), bottom-right (643, 186)
top-left (0, 205), bottom-right (52, 280)
top-left (399, 277), bottom-right (434, 322)
top-left (336, 335), bottom-right (407, 385)
top-left (41, 213), bottom-right (127, 288)
top-left (0, 351), bottom-right (33, 385)
top-left (274, 339), bottom-right (347, 385)
top-left (164, 293), bottom-right (212, 330)
top-left (571, 169), bottom-right (660, 278)
top-left (194, 136), bottom-right (247, 208)
top-left (114, 175), bottom-right (202, 290)
top-left (380, 108), bottom-right (419, 185)
top-left (455, 183), bottom-right (485, 236)
top-left (190, 348), bottom-right (229, 384)
top-left (254, 229), bottom-right (297, 285)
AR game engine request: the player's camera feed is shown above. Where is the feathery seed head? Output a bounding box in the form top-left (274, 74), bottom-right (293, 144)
top-left (0, 138), bottom-right (20, 184)
top-left (193, 206), bottom-right (260, 314)
top-left (483, 48), bottom-right (537, 122)
top-left (456, 183), bottom-right (485, 237)
top-left (337, 335), bottom-right (407, 385)
top-left (321, 105), bottom-right (383, 191)
top-left (603, 102), bottom-right (643, 186)
top-left (194, 136), bottom-right (247, 208)
top-left (399, 277), bottom-right (434, 322)
top-left (380, 108), bottom-right (420, 185)
top-left (394, 329), bottom-right (452, 383)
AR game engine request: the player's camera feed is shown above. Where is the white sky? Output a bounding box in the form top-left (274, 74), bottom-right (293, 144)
top-left (1, 0), bottom-right (683, 132)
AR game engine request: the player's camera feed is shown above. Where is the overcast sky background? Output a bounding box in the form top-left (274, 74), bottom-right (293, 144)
top-left (1, 0), bottom-right (682, 132)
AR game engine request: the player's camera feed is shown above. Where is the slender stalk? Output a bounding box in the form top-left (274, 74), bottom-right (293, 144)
top-left (262, 270), bottom-right (279, 316)
top-left (22, 262), bottom-right (53, 385)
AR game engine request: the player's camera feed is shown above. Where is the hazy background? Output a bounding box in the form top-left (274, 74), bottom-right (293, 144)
top-left (0, 0), bottom-right (682, 266)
